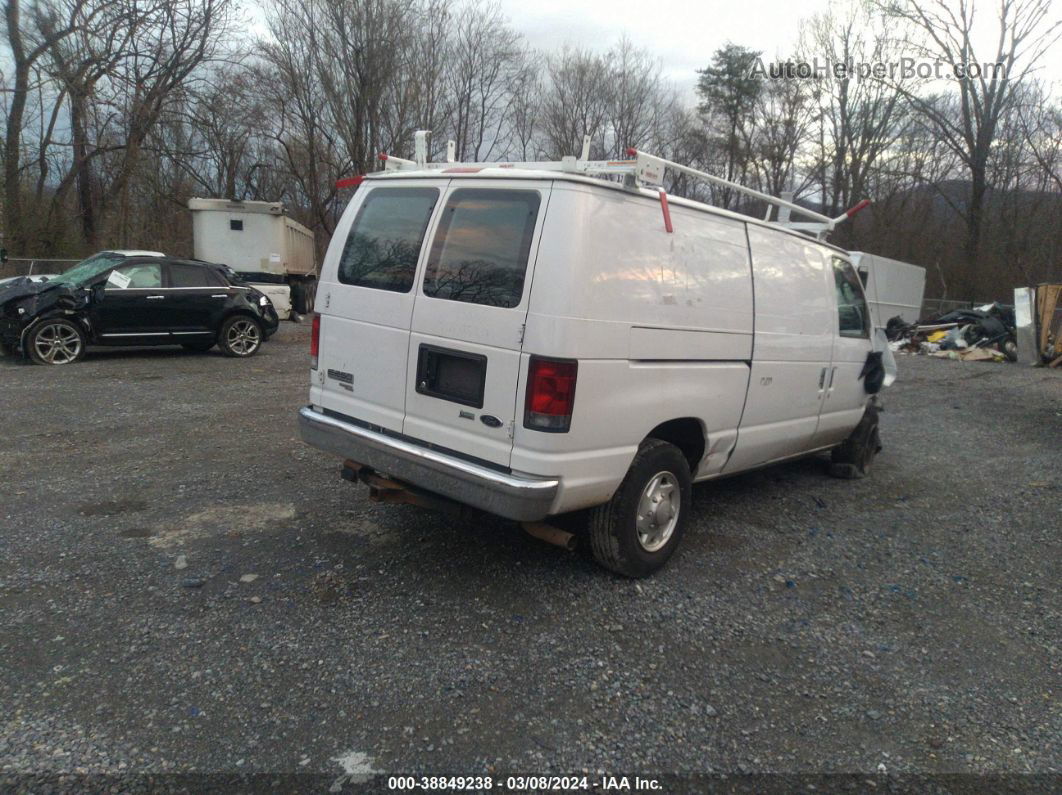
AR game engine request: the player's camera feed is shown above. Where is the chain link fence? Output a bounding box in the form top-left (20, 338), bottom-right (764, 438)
top-left (0, 258), bottom-right (81, 281)
top-left (920, 298), bottom-right (977, 319)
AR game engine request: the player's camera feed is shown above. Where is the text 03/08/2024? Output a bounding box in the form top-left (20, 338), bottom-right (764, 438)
top-left (386, 775), bottom-right (663, 791)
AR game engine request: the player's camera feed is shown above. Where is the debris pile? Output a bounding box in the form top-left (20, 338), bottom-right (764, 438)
top-left (885, 303), bottom-right (1017, 363)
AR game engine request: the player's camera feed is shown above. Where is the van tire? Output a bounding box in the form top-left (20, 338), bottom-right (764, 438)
top-left (588, 439), bottom-right (691, 578)
top-left (829, 406), bottom-right (881, 479)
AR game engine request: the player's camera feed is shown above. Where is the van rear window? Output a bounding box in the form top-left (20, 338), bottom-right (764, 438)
top-left (338, 188), bottom-right (438, 292)
top-left (422, 189), bottom-right (540, 308)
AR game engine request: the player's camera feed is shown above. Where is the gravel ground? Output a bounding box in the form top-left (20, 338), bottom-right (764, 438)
top-left (1, 324), bottom-right (1059, 791)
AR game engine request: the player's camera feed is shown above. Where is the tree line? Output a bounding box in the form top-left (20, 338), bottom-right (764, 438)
top-left (2, 0), bottom-right (1059, 301)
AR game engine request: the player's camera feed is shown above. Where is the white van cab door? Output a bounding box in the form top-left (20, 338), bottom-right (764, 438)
top-left (403, 179), bottom-right (550, 468)
top-left (312, 180), bottom-right (445, 433)
top-left (812, 256), bottom-right (873, 446)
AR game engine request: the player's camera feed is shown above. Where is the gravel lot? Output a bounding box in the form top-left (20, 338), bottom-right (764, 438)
top-left (1, 323), bottom-right (1059, 790)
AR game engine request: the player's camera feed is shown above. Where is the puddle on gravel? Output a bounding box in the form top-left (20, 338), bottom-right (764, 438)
top-left (119, 527), bottom-right (154, 538)
top-left (77, 499), bottom-right (147, 517)
top-left (149, 502), bottom-right (296, 548)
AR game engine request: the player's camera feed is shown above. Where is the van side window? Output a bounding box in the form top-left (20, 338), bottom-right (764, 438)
top-left (338, 188), bottom-right (438, 292)
top-left (833, 258), bottom-right (870, 338)
top-left (422, 189), bottom-right (540, 308)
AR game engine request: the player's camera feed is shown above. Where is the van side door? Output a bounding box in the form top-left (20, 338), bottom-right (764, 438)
top-left (723, 227), bottom-right (834, 472)
top-left (403, 179), bottom-right (550, 468)
top-left (812, 256), bottom-right (872, 447)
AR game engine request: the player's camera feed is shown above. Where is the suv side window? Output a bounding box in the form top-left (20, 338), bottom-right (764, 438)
top-left (338, 188), bottom-right (439, 292)
top-left (107, 263), bottom-right (162, 289)
top-left (833, 257), bottom-right (870, 338)
top-left (169, 263), bottom-right (224, 288)
top-left (422, 189), bottom-right (540, 308)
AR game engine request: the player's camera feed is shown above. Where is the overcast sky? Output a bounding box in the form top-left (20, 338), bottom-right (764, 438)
top-left (501, 0), bottom-right (806, 95)
top-left (496, 0), bottom-right (1062, 100)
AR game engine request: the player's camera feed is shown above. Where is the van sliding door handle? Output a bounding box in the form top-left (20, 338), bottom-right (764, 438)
top-left (827, 366), bottom-right (837, 389)
top-left (818, 368), bottom-right (827, 389)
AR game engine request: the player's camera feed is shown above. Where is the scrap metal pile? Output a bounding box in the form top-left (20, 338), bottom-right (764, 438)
top-left (885, 303), bottom-right (1017, 363)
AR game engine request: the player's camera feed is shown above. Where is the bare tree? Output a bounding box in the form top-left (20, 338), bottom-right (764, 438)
top-left (748, 75), bottom-right (815, 199)
top-left (880, 0), bottom-right (1061, 287)
top-left (539, 47), bottom-right (611, 159)
top-left (3, 0), bottom-right (95, 251)
top-left (604, 37), bottom-right (676, 158)
top-left (801, 0), bottom-right (911, 218)
top-left (444, 0), bottom-right (522, 161)
top-left (506, 48), bottom-right (543, 160)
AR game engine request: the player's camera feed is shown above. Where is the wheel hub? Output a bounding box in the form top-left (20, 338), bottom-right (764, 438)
top-left (636, 471), bottom-right (680, 552)
top-left (227, 321), bottom-right (260, 355)
top-left (34, 323), bottom-right (82, 364)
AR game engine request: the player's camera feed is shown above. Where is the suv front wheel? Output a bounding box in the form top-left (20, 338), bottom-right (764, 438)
top-left (218, 316), bottom-right (263, 358)
top-left (26, 318), bottom-right (86, 365)
top-left (588, 438), bottom-right (691, 578)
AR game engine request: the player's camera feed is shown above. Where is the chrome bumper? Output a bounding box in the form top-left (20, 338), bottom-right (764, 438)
top-left (298, 406), bottom-right (559, 521)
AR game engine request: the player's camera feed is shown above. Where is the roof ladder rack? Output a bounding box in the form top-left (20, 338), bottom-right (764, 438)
top-left (366, 130), bottom-right (871, 240)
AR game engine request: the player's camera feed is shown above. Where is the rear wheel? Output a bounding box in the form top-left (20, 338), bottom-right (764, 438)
top-left (830, 406), bottom-right (881, 479)
top-left (290, 278), bottom-right (317, 315)
top-left (26, 318), bottom-right (86, 365)
top-left (588, 439), bottom-right (691, 578)
top-left (218, 316), bottom-right (262, 358)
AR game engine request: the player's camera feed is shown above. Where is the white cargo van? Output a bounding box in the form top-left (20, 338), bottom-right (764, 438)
top-left (298, 144), bottom-right (886, 577)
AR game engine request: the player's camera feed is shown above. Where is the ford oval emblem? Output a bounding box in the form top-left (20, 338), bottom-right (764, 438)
top-left (480, 414), bottom-right (503, 428)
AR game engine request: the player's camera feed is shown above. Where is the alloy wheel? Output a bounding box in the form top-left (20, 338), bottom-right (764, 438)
top-left (33, 323), bottom-right (82, 364)
top-left (226, 319), bottom-right (261, 356)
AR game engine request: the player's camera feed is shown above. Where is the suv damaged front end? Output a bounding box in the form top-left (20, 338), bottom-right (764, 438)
top-left (0, 280), bottom-right (88, 355)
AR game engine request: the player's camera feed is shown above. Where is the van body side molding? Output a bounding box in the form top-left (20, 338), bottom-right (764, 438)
top-left (297, 406), bottom-right (559, 521)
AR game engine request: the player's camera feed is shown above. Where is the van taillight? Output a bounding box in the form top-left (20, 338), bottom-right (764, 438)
top-left (310, 313), bottom-right (320, 370)
top-left (524, 356), bottom-right (578, 432)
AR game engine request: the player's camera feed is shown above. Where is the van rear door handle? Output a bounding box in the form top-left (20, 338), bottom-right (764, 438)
top-left (818, 368), bottom-right (827, 389)
top-left (827, 366), bottom-right (837, 389)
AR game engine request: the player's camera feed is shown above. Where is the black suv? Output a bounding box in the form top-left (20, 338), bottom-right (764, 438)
top-left (0, 252), bottom-right (280, 365)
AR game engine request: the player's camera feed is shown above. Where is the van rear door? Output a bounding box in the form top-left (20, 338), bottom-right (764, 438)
top-left (315, 181), bottom-right (444, 432)
top-left (403, 180), bottom-right (549, 468)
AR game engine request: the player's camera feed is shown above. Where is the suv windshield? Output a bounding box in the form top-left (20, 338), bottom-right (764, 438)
top-left (50, 252), bottom-right (129, 287)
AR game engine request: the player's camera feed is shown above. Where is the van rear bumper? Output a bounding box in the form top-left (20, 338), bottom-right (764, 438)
top-left (298, 406), bottom-right (559, 521)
